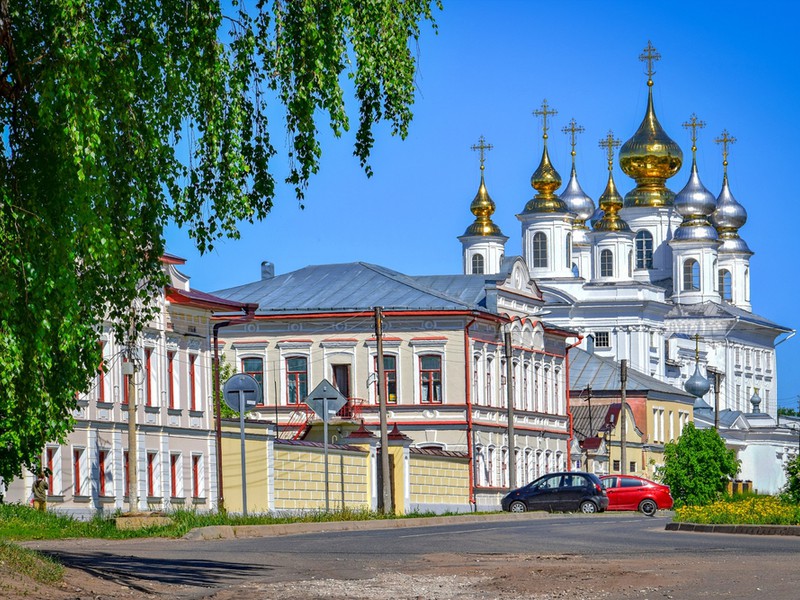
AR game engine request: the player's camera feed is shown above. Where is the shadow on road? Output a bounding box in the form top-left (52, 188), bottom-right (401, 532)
top-left (39, 550), bottom-right (270, 592)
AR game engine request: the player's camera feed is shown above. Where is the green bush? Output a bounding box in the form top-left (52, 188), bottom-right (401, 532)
top-left (657, 423), bottom-right (740, 507)
top-left (780, 454), bottom-right (800, 504)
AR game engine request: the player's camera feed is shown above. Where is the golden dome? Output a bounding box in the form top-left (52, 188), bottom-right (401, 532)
top-left (463, 172), bottom-right (505, 237)
top-left (619, 42), bottom-right (683, 207)
top-left (594, 131), bottom-right (631, 232)
top-left (523, 100), bottom-right (568, 214)
top-left (463, 135), bottom-right (505, 237)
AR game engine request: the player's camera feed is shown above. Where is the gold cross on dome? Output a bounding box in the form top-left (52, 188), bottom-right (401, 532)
top-left (470, 135), bottom-right (493, 171)
top-left (639, 40), bottom-right (661, 84)
top-left (715, 129), bottom-right (737, 174)
top-left (598, 130), bottom-right (621, 171)
top-left (682, 113), bottom-right (706, 156)
top-left (562, 118), bottom-right (585, 160)
top-left (533, 99), bottom-right (558, 140)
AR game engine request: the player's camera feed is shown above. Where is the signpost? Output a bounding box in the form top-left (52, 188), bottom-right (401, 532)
top-left (223, 373), bottom-right (261, 516)
top-left (305, 379), bottom-right (347, 511)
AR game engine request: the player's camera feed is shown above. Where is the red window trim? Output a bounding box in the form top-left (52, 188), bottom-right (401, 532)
top-left (419, 354), bottom-right (443, 404)
top-left (46, 448), bottom-right (55, 492)
top-left (192, 455), bottom-right (200, 498)
top-left (147, 452), bottom-right (155, 497)
top-left (167, 351), bottom-right (175, 409)
top-left (170, 454), bottom-right (178, 498)
top-left (124, 451), bottom-right (129, 498)
top-left (286, 357), bottom-right (308, 405)
top-left (98, 450), bottom-right (107, 496)
top-left (122, 358), bottom-right (130, 405)
top-left (373, 355), bottom-right (397, 404)
top-left (189, 354), bottom-right (197, 411)
top-left (144, 348), bottom-right (152, 406)
top-left (73, 449), bottom-right (81, 496)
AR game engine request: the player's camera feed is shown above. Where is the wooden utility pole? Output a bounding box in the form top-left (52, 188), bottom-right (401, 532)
top-left (504, 331), bottom-right (516, 490)
top-left (619, 359), bottom-right (627, 476)
top-left (374, 307), bottom-right (393, 513)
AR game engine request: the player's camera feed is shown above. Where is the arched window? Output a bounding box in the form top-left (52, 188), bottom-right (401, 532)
top-left (635, 230), bottom-right (654, 269)
top-left (571, 262), bottom-right (579, 277)
top-left (628, 250), bottom-right (633, 277)
top-left (719, 269), bottom-right (732, 301)
top-left (565, 233), bottom-right (572, 268)
top-left (600, 249), bottom-right (614, 277)
top-left (471, 253), bottom-right (484, 275)
top-left (745, 268), bottom-right (750, 301)
top-left (533, 232), bottom-right (548, 268)
top-left (683, 259), bottom-right (700, 291)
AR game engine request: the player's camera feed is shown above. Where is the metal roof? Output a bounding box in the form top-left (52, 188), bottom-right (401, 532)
top-left (665, 301), bottom-right (792, 333)
top-left (213, 262), bottom-right (495, 315)
top-left (569, 348), bottom-right (694, 402)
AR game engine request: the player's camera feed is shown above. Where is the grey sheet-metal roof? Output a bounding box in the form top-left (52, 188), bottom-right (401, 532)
top-left (213, 262), bottom-right (494, 315)
top-left (666, 301), bottom-right (792, 333)
top-left (569, 348), bottom-right (695, 403)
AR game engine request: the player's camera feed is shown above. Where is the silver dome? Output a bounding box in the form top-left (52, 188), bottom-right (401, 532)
top-left (684, 363), bottom-right (711, 398)
top-left (673, 159), bottom-right (718, 241)
top-left (711, 175), bottom-right (747, 231)
top-left (674, 160), bottom-right (717, 219)
top-left (719, 237), bottom-right (752, 254)
top-left (560, 165), bottom-right (596, 223)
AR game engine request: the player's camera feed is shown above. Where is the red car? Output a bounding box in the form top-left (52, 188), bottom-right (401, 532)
top-left (600, 475), bottom-right (673, 516)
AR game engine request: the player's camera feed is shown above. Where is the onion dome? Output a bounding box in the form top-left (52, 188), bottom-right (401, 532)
top-left (684, 363), bottom-right (711, 399)
top-left (463, 136), bottom-right (506, 237)
top-left (560, 119), bottom-right (595, 228)
top-left (619, 42), bottom-right (683, 207)
top-left (711, 130), bottom-right (751, 254)
top-left (673, 114), bottom-right (717, 241)
top-left (593, 131), bottom-right (631, 232)
top-left (522, 100), bottom-right (568, 214)
top-left (463, 171), bottom-right (504, 236)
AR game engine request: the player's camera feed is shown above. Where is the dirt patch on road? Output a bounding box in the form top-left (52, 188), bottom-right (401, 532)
top-left (4, 546), bottom-right (799, 599)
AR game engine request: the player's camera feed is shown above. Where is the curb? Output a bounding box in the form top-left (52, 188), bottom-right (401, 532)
top-left (183, 511), bottom-right (557, 541)
top-left (666, 522), bottom-right (800, 536)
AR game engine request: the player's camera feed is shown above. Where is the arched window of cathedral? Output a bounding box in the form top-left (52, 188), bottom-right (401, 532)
top-left (533, 232), bottom-right (548, 268)
top-left (628, 250), bottom-right (633, 277)
top-left (600, 249), bottom-right (614, 277)
top-left (565, 233), bottom-right (572, 268)
top-left (712, 259), bottom-right (718, 290)
top-left (719, 269), bottom-right (732, 301)
top-left (571, 263), bottom-right (579, 277)
top-left (683, 259), bottom-right (700, 291)
top-left (745, 268), bottom-right (750, 301)
top-left (634, 230), bottom-right (654, 269)
top-left (472, 253), bottom-right (484, 275)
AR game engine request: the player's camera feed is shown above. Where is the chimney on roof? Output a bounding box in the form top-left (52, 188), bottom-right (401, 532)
top-left (261, 261), bottom-right (275, 280)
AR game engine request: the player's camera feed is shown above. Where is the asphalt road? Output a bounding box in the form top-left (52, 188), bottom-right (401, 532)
top-left (26, 513), bottom-right (800, 597)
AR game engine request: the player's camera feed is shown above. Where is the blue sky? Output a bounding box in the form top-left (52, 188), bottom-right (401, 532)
top-left (165, 1), bottom-right (800, 409)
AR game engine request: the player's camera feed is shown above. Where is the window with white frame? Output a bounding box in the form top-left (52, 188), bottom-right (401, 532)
top-left (487, 447), bottom-right (496, 487)
top-left (543, 367), bottom-right (550, 412)
top-left (146, 451), bottom-right (158, 498)
top-left (635, 230), bottom-right (653, 269)
top-left (170, 453), bottom-right (182, 498)
top-left (97, 448), bottom-right (111, 497)
top-left (486, 357), bottom-right (494, 407)
top-left (594, 331), bottom-right (610, 349)
top-left (683, 259), bottom-right (700, 291)
top-left (191, 454), bottom-right (204, 499)
top-left (286, 356), bottom-right (308, 404)
top-left (472, 354), bottom-right (481, 406)
top-left (45, 446), bottom-right (61, 496)
top-left (472, 253), bottom-right (484, 275)
top-left (144, 347), bottom-right (154, 406)
top-left (600, 249), bottom-right (614, 277)
top-left (533, 232), bottom-right (548, 268)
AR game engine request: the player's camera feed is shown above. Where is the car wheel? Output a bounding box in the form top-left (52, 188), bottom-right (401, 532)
top-left (639, 499), bottom-right (657, 517)
top-left (509, 500), bottom-right (527, 513)
top-left (579, 500), bottom-right (597, 514)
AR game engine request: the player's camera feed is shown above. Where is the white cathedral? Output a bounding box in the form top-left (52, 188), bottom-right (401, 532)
top-left (458, 43), bottom-right (792, 428)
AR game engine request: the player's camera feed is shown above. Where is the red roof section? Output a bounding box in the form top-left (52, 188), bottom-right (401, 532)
top-left (166, 286), bottom-right (256, 313)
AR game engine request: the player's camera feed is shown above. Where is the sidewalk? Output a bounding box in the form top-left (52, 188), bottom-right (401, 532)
top-left (184, 510), bottom-right (632, 541)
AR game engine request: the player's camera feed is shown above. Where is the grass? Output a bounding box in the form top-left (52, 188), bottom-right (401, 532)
top-left (0, 541), bottom-right (63, 584)
top-left (0, 503), bottom-right (447, 541)
top-left (674, 494), bottom-right (800, 525)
